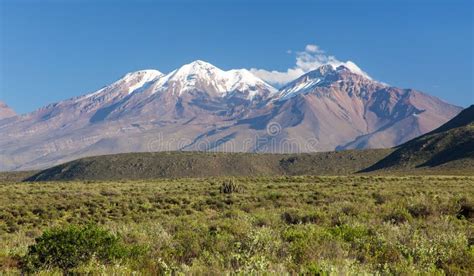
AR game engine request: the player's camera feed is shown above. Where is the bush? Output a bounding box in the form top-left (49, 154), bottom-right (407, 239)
top-left (456, 198), bottom-right (474, 219)
top-left (384, 208), bottom-right (412, 224)
top-left (372, 192), bottom-right (387, 205)
top-left (21, 224), bottom-right (130, 273)
top-left (407, 203), bottom-right (431, 218)
top-left (302, 262), bottom-right (331, 275)
top-left (281, 210), bottom-right (321, 225)
top-left (329, 224), bottom-right (369, 243)
top-left (220, 179), bottom-right (242, 194)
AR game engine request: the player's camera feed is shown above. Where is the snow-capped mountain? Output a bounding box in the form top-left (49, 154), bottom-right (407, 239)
top-left (153, 60), bottom-right (276, 99)
top-left (75, 69), bottom-right (164, 102)
top-left (277, 64), bottom-right (378, 100)
top-left (183, 63), bottom-right (461, 152)
top-left (0, 61), bottom-right (462, 171)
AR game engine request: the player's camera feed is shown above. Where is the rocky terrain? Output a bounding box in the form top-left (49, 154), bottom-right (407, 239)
top-left (0, 101), bottom-right (16, 120)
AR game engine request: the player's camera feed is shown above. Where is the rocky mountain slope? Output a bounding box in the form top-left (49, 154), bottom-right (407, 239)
top-left (0, 101), bottom-right (16, 120)
top-left (363, 105), bottom-right (474, 172)
top-left (0, 61), bottom-right (462, 171)
top-left (185, 64), bottom-right (461, 152)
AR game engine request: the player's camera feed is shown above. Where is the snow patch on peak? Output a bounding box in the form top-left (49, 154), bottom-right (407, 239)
top-left (185, 59), bottom-right (215, 68)
top-left (338, 61), bottom-right (371, 80)
top-left (308, 61), bottom-right (372, 80)
top-left (153, 60), bottom-right (276, 99)
top-left (123, 69), bottom-right (163, 79)
top-left (123, 70), bottom-right (164, 94)
top-left (170, 60), bottom-right (221, 82)
top-left (226, 69), bottom-right (276, 93)
top-left (279, 77), bottom-right (322, 101)
top-left (74, 69), bottom-right (164, 102)
top-left (276, 62), bottom-right (374, 101)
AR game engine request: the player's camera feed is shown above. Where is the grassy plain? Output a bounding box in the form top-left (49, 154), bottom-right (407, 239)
top-left (1, 175), bottom-right (473, 274)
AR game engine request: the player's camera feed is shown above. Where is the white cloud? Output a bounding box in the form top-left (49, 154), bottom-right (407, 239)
top-left (248, 68), bottom-right (305, 86)
top-left (304, 44), bottom-right (322, 53)
top-left (250, 44), bottom-right (371, 86)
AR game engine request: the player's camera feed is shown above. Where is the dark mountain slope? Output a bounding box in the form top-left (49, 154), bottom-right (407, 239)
top-left (26, 149), bottom-right (392, 181)
top-left (363, 105), bottom-right (474, 172)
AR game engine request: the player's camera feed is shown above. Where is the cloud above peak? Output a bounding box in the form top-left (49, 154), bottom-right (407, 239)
top-left (304, 44), bottom-right (322, 53)
top-left (250, 44), bottom-right (371, 86)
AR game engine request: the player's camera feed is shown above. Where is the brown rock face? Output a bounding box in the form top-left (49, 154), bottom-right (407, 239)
top-left (191, 65), bottom-right (461, 153)
top-left (0, 62), bottom-right (462, 171)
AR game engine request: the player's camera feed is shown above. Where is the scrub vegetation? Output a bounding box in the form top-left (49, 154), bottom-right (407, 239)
top-left (1, 175), bottom-right (473, 274)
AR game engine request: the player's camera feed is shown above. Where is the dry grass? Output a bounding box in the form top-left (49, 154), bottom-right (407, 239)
top-left (0, 175), bottom-right (473, 274)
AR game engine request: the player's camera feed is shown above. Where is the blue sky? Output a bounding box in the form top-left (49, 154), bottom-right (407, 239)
top-left (1, 0), bottom-right (472, 114)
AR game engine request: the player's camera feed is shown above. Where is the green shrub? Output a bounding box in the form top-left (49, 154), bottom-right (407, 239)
top-left (456, 197), bottom-right (474, 219)
top-left (265, 191), bottom-right (283, 200)
top-left (303, 262), bottom-right (331, 275)
top-left (21, 224), bottom-right (130, 273)
top-left (172, 228), bottom-right (205, 264)
top-left (384, 208), bottom-right (412, 224)
top-left (329, 224), bottom-right (369, 243)
top-left (407, 203), bottom-right (431, 218)
top-left (282, 226), bottom-right (340, 268)
top-left (281, 210), bottom-right (321, 225)
top-left (372, 192), bottom-right (387, 205)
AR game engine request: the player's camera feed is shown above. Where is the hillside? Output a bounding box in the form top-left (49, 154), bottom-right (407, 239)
top-left (363, 105), bottom-right (474, 172)
top-left (0, 170), bottom-right (37, 182)
top-left (25, 149), bottom-right (392, 181)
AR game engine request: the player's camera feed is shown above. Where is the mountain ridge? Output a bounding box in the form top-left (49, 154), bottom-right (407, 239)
top-left (0, 61), bottom-right (462, 171)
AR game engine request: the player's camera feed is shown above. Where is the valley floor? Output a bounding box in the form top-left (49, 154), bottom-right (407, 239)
top-left (0, 175), bottom-right (473, 274)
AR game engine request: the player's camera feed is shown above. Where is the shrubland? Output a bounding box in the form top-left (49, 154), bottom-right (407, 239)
top-left (0, 175), bottom-right (473, 274)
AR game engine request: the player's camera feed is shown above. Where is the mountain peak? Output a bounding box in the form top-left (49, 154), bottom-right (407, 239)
top-left (187, 59), bottom-right (214, 67)
top-left (277, 62), bottom-right (376, 101)
top-left (71, 69), bottom-right (164, 102)
top-left (154, 60), bottom-right (276, 98)
top-left (315, 64), bottom-right (337, 75)
top-left (108, 69), bottom-right (163, 95)
top-left (310, 62), bottom-right (370, 80)
top-left (338, 61), bottom-right (371, 80)
top-left (175, 60), bottom-right (218, 75)
top-left (0, 101), bottom-right (16, 119)
top-left (123, 69), bottom-right (163, 80)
